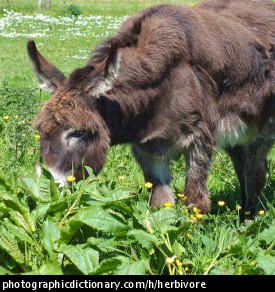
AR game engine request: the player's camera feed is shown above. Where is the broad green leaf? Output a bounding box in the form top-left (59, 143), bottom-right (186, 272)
top-left (90, 258), bottom-right (122, 275)
top-left (0, 228), bottom-right (24, 264)
top-left (257, 226), bottom-right (275, 245)
top-left (0, 266), bottom-right (12, 275)
top-left (132, 202), bottom-right (153, 232)
top-left (32, 203), bottom-right (51, 222)
top-left (9, 210), bottom-right (35, 234)
top-left (3, 194), bottom-right (35, 232)
top-left (210, 267), bottom-right (234, 275)
top-left (86, 188), bottom-right (134, 203)
top-left (150, 207), bottom-right (177, 234)
top-left (38, 260), bottom-right (63, 275)
top-left (201, 235), bottom-right (218, 252)
top-left (102, 189), bottom-right (134, 202)
top-left (127, 229), bottom-right (159, 250)
top-left (61, 245), bottom-right (99, 275)
top-left (88, 237), bottom-right (119, 253)
top-left (114, 259), bottom-right (148, 275)
top-left (42, 218), bottom-right (61, 257)
top-left (172, 240), bottom-right (186, 258)
top-left (61, 205), bottom-right (130, 243)
top-left (24, 260), bottom-right (63, 275)
top-left (257, 254), bottom-right (275, 275)
top-left (3, 221), bottom-right (42, 255)
top-left (18, 174), bottom-right (51, 203)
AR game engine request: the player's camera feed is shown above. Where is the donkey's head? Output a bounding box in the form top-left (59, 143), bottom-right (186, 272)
top-left (28, 40), bottom-right (112, 185)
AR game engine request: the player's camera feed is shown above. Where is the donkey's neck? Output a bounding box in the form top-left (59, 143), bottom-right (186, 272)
top-left (95, 89), bottom-right (159, 145)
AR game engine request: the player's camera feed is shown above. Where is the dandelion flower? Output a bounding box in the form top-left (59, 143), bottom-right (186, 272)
top-left (118, 176), bottom-right (125, 180)
top-left (185, 267), bottom-right (189, 272)
top-left (259, 210), bottom-right (265, 215)
top-left (145, 182), bottom-right (153, 189)
top-left (193, 207), bottom-right (201, 214)
top-left (190, 214), bottom-right (196, 222)
top-left (244, 211), bottom-right (251, 216)
top-left (166, 255), bottom-right (177, 265)
top-left (35, 135), bottom-right (41, 139)
top-left (218, 201), bottom-right (225, 207)
top-left (176, 259), bottom-right (183, 268)
top-left (16, 189), bottom-right (21, 194)
top-left (185, 233), bottom-right (191, 239)
top-left (67, 175), bottom-right (76, 182)
top-left (163, 202), bottom-right (174, 208)
top-left (236, 205), bottom-right (242, 211)
top-left (195, 213), bottom-right (203, 220)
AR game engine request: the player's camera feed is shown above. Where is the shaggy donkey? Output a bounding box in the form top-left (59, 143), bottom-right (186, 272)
top-left (28, 0), bottom-right (275, 215)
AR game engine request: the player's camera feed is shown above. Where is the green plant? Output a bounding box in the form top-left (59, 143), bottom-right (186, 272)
top-left (66, 4), bottom-right (81, 18)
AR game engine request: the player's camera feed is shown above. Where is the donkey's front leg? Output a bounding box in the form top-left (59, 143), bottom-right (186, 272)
top-left (184, 140), bottom-right (212, 214)
top-left (132, 144), bottom-right (175, 208)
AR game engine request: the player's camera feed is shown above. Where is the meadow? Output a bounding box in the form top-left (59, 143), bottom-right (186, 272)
top-left (0, 0), bottom-right (274, 275)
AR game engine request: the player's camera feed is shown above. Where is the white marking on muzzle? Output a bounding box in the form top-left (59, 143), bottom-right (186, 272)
top-left (35, 162), bottom-right (42, 177)
top-left (49, 167), bottom-right (68, 187)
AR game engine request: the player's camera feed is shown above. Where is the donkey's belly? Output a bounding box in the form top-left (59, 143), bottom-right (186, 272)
top-left (216, 117), bottom-right (261, 149)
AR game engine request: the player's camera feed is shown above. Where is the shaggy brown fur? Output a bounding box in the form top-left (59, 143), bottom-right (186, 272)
top-left (28, 0), bottom-right (275, 216)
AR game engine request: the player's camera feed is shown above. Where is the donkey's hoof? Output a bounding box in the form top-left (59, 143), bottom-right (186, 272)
top-left (150, 185), bottom-right (175, 208)
top-left (184, 195), bottom-right (211, 214)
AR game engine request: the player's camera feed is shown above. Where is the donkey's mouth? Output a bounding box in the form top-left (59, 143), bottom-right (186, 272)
top-left (49, 167), bottom-right (69, 187)
top-left (36, 162), bottom-right (68, 187)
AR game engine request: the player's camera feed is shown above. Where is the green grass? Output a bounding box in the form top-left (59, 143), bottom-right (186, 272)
top-left (0, 0), bottom-right (274, 275)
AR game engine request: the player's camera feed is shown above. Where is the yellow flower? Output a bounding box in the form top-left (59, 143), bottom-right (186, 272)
top-left (67, 175), bottom-right (76, 182)
top-left (195, 213), bottom-right (203, 220)
top-left (259, 210), bottom-right (265, 215)
top-left (3, 115), bottom-right (9, 120)
top-left (166, 255), bottom-right (177, 265)
top-left (118, 176), bottom-right (125, 180)
top-left (244, 211), bottom-right (251, 216)
top-left (164, 202), bottom-right (174, 208)
top-left (145, 182), bottom-right (153, 189)
top-left (218, 201), bottom-right (225, 207)
top-left (176, 259), bottom-right (183, 268)
top-left (14, 115), bottom-right (19, 119)
top-left (185, 233), bottom-right (191, 239)
top-left (35, 135), bottom-right (41, 139)
top-left (193, 207), bottom-right (201, 214)
top-left (16, 189), bottom-right (21, 194)
top-left (185, 267), bottom-right (189, 272)
top-left (177, 193), bottom-right (185, 198)
top-left (236, 205), bottom-right (242, 211)
top-left (189, 214), bottom-right (197, 222)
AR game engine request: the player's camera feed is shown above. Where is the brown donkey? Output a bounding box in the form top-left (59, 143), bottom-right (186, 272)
top-left (28, 0), bottom-right (275, 216)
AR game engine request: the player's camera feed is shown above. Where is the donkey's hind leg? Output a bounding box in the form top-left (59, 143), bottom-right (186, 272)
top-left (132, 144), bottom-right (175, 208)
top-left (243, 139), bottom-right (273, 215)
top-left (184, 140), bottom-right (212, 214)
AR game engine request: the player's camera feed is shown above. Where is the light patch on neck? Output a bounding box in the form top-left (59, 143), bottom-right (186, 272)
top-left (217, 117), bottom-right (248, 148)
top-left (92, 52), bottom-right (121, 97)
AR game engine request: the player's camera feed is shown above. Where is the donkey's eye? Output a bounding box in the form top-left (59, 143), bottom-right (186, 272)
top-left (67, 130), bottom-right (87, 140)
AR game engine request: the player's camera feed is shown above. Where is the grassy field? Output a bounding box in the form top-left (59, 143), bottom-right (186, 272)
top-left (0, 0), bottom-right (274, 275)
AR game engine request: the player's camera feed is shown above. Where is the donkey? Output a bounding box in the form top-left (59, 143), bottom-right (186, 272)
top-left (28, 0), bottom-right (275, 216)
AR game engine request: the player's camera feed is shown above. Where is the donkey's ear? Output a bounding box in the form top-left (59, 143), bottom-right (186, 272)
top-left (27, 40), bottom-right (66, 94)
top-left (103, 39), bottom-right (119, 77)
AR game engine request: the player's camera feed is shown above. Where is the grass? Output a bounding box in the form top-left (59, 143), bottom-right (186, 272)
top-left (0, 0), bottom-right (274, 275)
